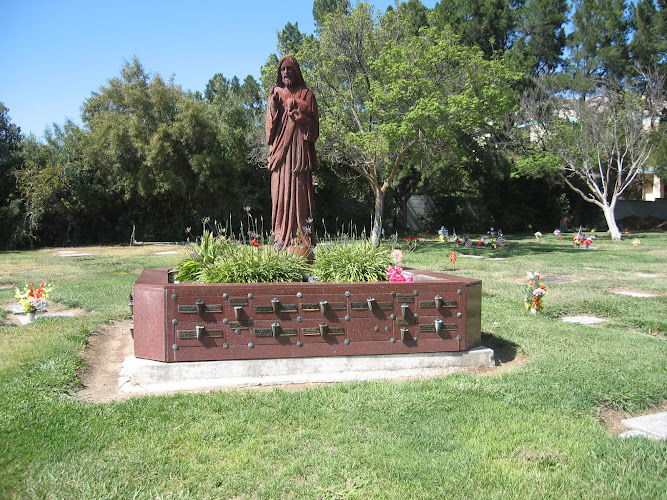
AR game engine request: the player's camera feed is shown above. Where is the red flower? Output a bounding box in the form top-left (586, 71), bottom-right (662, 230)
top-left (251, 238), bottom-right (260, 247)
top-left (477, 241), bottom-right (483, 246)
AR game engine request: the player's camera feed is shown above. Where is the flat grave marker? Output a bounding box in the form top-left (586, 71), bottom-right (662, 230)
top-left (561, 315), bottom-right (607, 325)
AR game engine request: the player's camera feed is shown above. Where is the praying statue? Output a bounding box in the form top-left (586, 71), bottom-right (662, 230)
top-left (266, 55), bottom-right (319, 255)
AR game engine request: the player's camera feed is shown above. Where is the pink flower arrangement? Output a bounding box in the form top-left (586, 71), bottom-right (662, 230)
top-left (387, 265), bottom-right (413, 282)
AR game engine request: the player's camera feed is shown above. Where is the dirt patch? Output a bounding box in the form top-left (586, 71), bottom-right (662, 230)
top-left (473, 346), bottom-right (530, 375)
top-left (78, 320), bottom-right (135, 403)
top-left (598, 400), bottom-right (667, 435)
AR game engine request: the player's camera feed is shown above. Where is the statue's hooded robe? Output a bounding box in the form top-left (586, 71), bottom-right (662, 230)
top-left (266, 55), bottom-right (319, 250)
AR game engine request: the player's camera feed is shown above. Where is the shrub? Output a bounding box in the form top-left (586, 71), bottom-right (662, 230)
top-left (172, 228), bottom-right (235, 282)
top-left (310, 240), bottom-right (392, 282)
top-left (199, 245), bottom-right (309, 283)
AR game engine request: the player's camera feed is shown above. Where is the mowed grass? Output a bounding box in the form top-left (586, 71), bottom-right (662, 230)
top-left (0, 236), bottom-right (665, 499)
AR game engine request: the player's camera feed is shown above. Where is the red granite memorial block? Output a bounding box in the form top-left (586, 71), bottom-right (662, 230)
top-left (132, 268), bottom-right (481, 362)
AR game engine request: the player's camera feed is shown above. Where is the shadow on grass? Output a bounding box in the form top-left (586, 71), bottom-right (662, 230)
top-left (413, 240), bottom-right (606, 258)
top-left (481, 331), bottom-right (519, 366)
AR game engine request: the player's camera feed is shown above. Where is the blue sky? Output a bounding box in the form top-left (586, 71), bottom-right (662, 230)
top-left (3, 0), bottom-right (438, 138)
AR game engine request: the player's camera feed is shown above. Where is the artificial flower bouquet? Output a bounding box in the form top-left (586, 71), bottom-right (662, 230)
top-left (15, 282), bottom-right (53, 313)
top-left (524, 272), bottom-right (546, 313)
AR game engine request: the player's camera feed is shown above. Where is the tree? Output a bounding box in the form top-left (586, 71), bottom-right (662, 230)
top-left (629, 0), bottom-right (666, 125)
top-left (0, 103), bottom-right (22, 208)
top-left (313, 0), bottom-right (350, 26)
top-left (384, 0), bottom-right (430, 37)
top-left (16, 121), bottom-right (98, 245)
top-left (81, 58), bottom-right (255, 240)
top-left (277, 22), bottom-right (306, 55)
top-left (510, 0), bottom-right (569, 75)
top-left (629, 0), bottom-right (667, 71)
top-left (567, 0), bottom-right (630, 86)
top-left (0, 103), bottom-right (24, 247)
top-left (430, 0), bottom-right (517, 58)
top-left (300, 4), bottom-right (519, 244)
top-left (516, 77), bottom-right (663, 240)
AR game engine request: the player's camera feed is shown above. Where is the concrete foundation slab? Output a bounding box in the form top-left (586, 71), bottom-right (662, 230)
top-left (621, 412), bottom-right (667, 440)
top-left (119, 346), bottom-right (495, 393)
top-left (619, 430), bottom-right (662, 440)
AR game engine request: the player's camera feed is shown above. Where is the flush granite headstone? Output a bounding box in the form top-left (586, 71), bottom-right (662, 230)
top-left (561, 315), bottom-right (607, 325)
top-left (517, 276), bottom-right (574, 285)
top-left (58, 250), bottom-right (94, 258)
top-left (614, 291), bottom-right (657, 298)
top-left (18, 311), bottom-right (76, 325)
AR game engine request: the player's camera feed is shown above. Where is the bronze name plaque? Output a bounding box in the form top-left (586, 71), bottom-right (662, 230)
top-left (419, 300), bottom-right (457, 308)
top-left (177, 329), bottom-right (224, 339)
top-left (350, 302), bottom-right (393, 310)
top-left (178, 304), bottom-right (223, 313)
top-left (396, 295), bottom-right (415, 303)
top-left (302, 302), bottom-right (347, 311)
top-left (229, 298), bottom-right (249, 306)
top-left (419, 323), bottom-right (457, 332)
top-left (254, 304), bottom-right (297, 314)
top-left (302, 326), bottom-right (345, 335)
top-left (228, 321), bottom-right (249, 330)
top-left (253, 328), bottom-right (297, 337)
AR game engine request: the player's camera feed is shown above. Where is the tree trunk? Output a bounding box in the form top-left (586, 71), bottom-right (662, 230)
top-left (393, 168), bottom-right (422, 230)
top-left (601, 201), bottom-right (622, 241)
top-left (370, 187), bottom-right (385, 246)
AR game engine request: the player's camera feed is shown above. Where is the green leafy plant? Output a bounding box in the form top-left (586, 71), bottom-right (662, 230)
top-left (200, 245), bottom-right (308, 283)
top-left (172, 224), bottom-right (235, 282)
top-left (310, 240), bottom-right (392, 283)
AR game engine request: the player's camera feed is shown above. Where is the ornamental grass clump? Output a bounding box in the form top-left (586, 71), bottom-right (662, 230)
top-left (172, 227), bottom-right (235, 282)
top-left (310, 240), bottom-right (392, 282)
top-left (200, 245), bottom-right (308, 283)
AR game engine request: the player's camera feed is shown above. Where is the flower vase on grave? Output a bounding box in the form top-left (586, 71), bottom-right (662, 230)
top-left (26, 311), bottom-right (36, 323)
top-left (530, 307), bottom-right (537, 314)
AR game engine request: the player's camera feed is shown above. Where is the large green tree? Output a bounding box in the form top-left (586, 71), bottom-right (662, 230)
top-left (0, 103), bottom-right (24, 247)
top-left (516, 76), bottom-right (663, 240)
top-left (430, 0), bottom-right (517, 58)
top-left (567, 0), bottom-right (630, 87)
top-left (16, 121), bottom-right (103, 245)
top-left (81, 58), bottom-right (255, 239)
top-left (300, 3), bottom-right (519, 244)
top-left (510, 0), bottom-right (569, 75)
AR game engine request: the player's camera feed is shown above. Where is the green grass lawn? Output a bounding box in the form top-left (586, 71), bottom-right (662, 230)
top-left (0, 236), bottom-right (665, 499)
